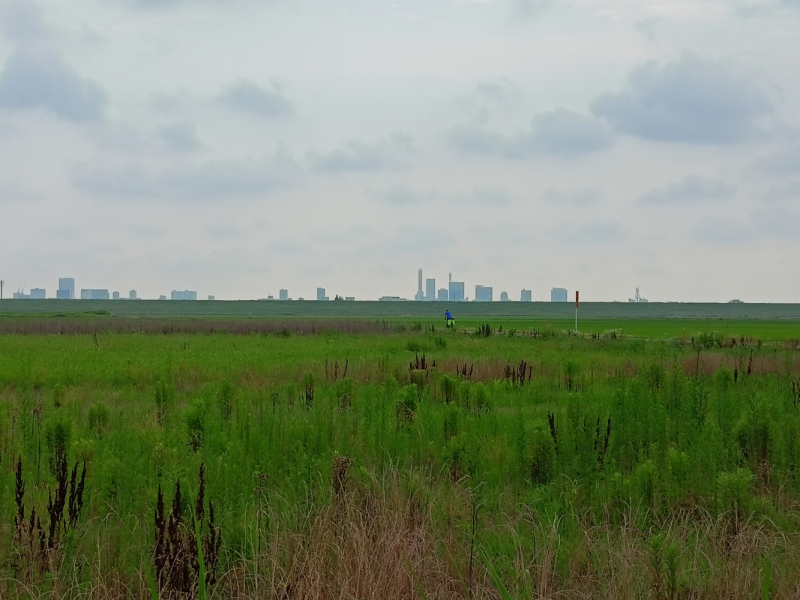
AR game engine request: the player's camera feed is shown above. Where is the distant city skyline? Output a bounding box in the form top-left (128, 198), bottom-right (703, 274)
top-left (0, 272), bottom-right (730, 303)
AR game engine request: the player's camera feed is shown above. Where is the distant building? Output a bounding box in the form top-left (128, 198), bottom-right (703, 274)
top-left (475, 285), bottom-right (493, 302)
top-left (30, 288), bottom-right (46, 299)
top-left (112, 291), bottom-right (120, 300)
top-left (129, 290), bottom-right (138, 300)
top-left (171, 290), bottom-right (197, 300)
top-left (158, 295), bottom-right (166, 300)
top-left (317, 287), bottom-right (327, 301)
top-left (279, 289), bottom-right (289, 301)
top-left (551, 288), bottom-right (568, 303)
top-left (449, 281), bottom-right (465, 302)
top-left (208, 295), bottom-right (215, 301)
top-left (379, 296), bottom-right (407, 301)
top-left (425, 278), bottom-right (435, 301)
top-left (500, 291), bottom-right (509, 302)
top-left (57, 278), bottom-right (75, 299)
top-left (520, 289), bottom-right (532, 302)
top-left (13, 292), bottom-right (31, 299)
top-left (416, 269), bottom-right (423, 301)
top-left (438, 288), bottom-right (449, 301)
top-left (81, 289), bottom-right (110, 300)
top-left (345, 297), bottom-right (355, 301)
top-left (629, 287), bottom-right (648, 303)
top-left (729, 299), bottom-right (744, 304)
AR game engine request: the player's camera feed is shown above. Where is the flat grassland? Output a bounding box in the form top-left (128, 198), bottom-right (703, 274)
top-left (1, 318), bottom-right (800, 599)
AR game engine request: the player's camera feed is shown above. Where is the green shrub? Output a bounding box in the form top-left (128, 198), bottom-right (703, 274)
top-left (529, 420), bottom-right (556, 485)
top-left (88, 402), bottom-right (110, 438)
top-left (717, 468), bottom-right (754, 517)
top-left (184, 401), bottom-right (206, 451)
top-left (217, 380), bottom-right (236, 420)
top-left (53, 383), bottom-right (67, 408)
top-left (467, 383), bottom-right (492, 414)
top-left (45, 413), bottom-right (72, 477)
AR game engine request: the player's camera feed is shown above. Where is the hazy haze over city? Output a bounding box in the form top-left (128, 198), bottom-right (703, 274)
top-left (1, 0), bottom-right (799, 302)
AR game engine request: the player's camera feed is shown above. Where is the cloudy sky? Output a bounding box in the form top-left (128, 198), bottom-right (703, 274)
top-left (1, 0), bottom-right (799, 302)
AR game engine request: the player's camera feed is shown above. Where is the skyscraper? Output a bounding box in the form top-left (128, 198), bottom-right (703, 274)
top-left (317, 287), bottom-right (327, 301)
top-left (475, 286), bottom-right (493, 302)
top-left (449, 280), bottom-right (465, 302)
top-left (425, 278), bottom-right (435, 301)
top-left (551, 288), bottom-right (568, 302)
top-left (279, 289), bottom-right (289, 301)
top-left (416, 268), bottom-right (423, 301)
top-left (81, 289), bottom-right (110, 300)
top-left (520, 289), bottom-right (532, 302)
top-left (438, 288), bottom-right (448, 301)
top-left (57, 278), bottom-right (75, 299)
top-left (171, 290), bottom-right (197, 300)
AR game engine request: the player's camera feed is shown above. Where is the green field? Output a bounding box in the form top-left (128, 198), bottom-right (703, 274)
top-left (2, 298), bottom-right (800, 321)
top-left (1, 319), bottom-right (800, 598)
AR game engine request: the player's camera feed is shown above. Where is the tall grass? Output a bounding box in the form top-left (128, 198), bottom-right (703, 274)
top-left (0, 326), bottom-right (799, 598)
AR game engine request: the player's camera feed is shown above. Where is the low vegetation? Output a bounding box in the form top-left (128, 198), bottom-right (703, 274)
top-left (0, 321), bottom-right (799, 598)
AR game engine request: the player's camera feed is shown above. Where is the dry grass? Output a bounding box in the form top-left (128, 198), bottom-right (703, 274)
top-left (3, 470), bottom-right (800, 600)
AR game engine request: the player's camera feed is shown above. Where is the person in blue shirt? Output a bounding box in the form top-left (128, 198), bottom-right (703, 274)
top-left (445, 309), bottom-right (454, 329)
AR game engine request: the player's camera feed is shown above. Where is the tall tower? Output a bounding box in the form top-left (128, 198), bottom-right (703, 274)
top-left (417, 268), bottom-right (423, 301)
top-left (635, 287), bottom-right (640, 303)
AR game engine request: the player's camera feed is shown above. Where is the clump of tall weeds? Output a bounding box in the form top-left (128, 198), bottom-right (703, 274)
top-left (12, 455), bottom-right (87, 581)
top-left (154, 462), bottom-right (221, 599)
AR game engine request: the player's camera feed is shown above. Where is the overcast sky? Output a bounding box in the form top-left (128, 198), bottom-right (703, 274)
top-left (1, 0), bottom-right (799, 302)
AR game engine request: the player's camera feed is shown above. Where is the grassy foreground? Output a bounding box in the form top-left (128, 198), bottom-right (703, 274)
top-left (1, 320), bottom-right (800, 599)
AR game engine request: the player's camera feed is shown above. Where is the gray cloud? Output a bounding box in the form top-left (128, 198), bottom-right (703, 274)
top-left (0, 180), bottom-right (41, 202)
top-left (157, 122), bottom-right (202, 152)
top-left (552, 221), bottom-right (626, 244)
top-left (541, 187), bottom-right (603, 206)
top-left (449, 108), bottom-right (612, 158)
top-left (371, 184), bottom-right (510, 206)
top-left (752, 206), bottom-right (800, 238)
top-left (640, 175), bottom-right (737, 204)
top-left (458, 79), bottom-right (523, 124)
top-left (0, 48), bottom-right (107, 122)
top-left (761, 180), bottom-right (800, 201)
top-left (592, 54), bottom-right (771, 144)
top-left (755, 144), bottom-right (800, 174)
top-left (309, 134), bottom-right (415, 172)
top-left (690, 217), bottom-right (757, 244)
top-left (72, 154), bottom-right (299, 200)
top-left (735, 0), bottom-right (800, 17)
top-left (634, 17), bottom-right (661, 42)
top-left (218, 80), bottom-right (292, 118)
top-left (513, 0), bottom-right (553, 21)
top-left (0, 0), bottom-right (47, 45)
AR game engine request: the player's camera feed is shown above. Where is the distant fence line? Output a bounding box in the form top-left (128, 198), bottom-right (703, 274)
top-left (0, 318), bottom-right (393, 336)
